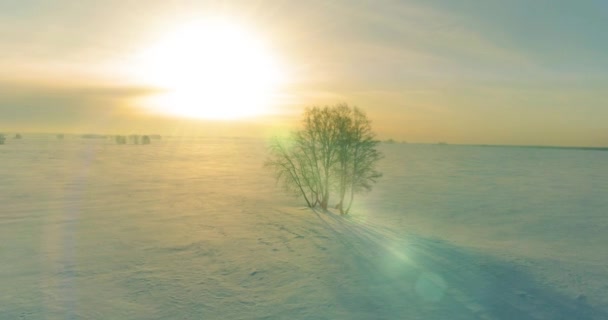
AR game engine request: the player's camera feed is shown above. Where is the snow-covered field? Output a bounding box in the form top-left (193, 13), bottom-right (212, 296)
top-left (1, 135), bottom-right (607, 319)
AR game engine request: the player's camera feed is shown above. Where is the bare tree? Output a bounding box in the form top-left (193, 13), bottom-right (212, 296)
top-left (332, 105), bottom-right (355, 213)
top-left (342, 108), bottom-right (383, 214)
top-left (266, 104), bottom-right (382, 214)
top-left (265, 138), bottom-right (318, 208)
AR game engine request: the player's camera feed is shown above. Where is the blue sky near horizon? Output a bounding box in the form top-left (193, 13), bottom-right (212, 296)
top-left (0, 0), bottom-right (606, 146)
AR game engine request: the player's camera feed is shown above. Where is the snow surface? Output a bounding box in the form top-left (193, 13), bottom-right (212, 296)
top-left (1, 136), bottom-right (607, 319)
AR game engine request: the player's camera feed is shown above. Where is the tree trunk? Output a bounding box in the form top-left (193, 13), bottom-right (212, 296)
top-left (320, 192), bottom-right (329, 210)
top-left (345, 186), bottom-right (355, 214)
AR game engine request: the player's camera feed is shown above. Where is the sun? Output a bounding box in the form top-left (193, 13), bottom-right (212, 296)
top-left (133, 19), bottom-right (286, 120)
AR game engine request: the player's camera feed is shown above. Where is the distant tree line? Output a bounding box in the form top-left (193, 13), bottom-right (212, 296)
top-left (0, 133), bottom-right (21, 144)
top-left (0, 133), bottom-right (161, 145)
top-left (115, 134), bottom-right (153, 145)
top-left (265, 104), bottom-right (382, 215)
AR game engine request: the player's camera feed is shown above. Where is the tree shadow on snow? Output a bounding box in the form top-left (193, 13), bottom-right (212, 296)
top-left (312, 209), bottom-right (608, 320)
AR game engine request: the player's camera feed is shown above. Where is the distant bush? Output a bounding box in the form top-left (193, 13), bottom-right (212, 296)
top-left (265, 104), bottom-right (382, 214)
top-left (0, 134), bottom-right (5, 145)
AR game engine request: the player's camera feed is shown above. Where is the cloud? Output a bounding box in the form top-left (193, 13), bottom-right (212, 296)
top-left (0, 81), bottom-right (158, 131)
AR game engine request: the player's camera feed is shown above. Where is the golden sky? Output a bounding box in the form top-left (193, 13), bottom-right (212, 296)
top-left (1, 0), bottom-right (607, 146)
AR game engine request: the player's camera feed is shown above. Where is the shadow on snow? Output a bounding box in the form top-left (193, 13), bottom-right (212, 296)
top-left (311, 209), bottom-right (607, 320)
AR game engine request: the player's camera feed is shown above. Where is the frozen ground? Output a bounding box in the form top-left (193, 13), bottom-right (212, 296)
top-left (1, 136), bottom-right (607, 319)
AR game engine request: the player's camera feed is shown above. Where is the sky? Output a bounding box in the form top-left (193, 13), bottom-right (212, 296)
top-left (1, 0), bottom-right (607, 146)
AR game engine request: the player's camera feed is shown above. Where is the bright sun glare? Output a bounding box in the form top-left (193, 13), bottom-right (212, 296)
top-left (134, 19), bottom-right (285, 120)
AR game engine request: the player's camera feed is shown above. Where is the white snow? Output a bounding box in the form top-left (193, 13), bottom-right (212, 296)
top-left (1, 136), bottom-right (607, 319)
